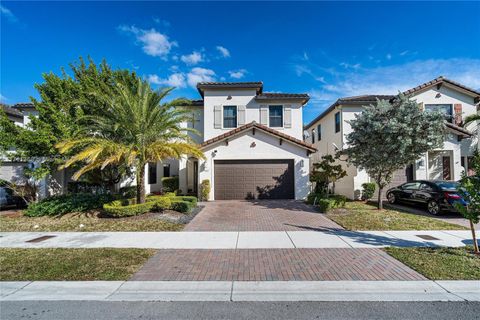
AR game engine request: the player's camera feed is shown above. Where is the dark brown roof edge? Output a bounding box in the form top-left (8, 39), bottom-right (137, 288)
top-left (445, 122), bottom-right (472, 137)
top-left (256, 93), bottom-right (310, 105)
top-left (196, 82), bottom-right (263, 97)
top-left (201, 121), bottom-right (316, 152)
top-left (1, 104), bottom-right (24, 118)
top-left (403, 76), bottom-right (480, 100)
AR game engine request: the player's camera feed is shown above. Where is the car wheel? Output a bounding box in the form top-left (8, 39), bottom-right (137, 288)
top-left (387, 192), bottom-right (396, 204)
top-left (427, 200), bottom-right (441, 215)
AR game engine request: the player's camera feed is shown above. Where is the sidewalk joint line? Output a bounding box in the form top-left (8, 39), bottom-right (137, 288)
top-left (229, 281), bottom-right (234, 302)
top-left (104, 281), bottom-right (127, 300)
top-left (235, 232), bottom-right (240, 249)
top-left (433, 281), bottom-right (468, 302)
top-left (285, 231), bottom-right (296, 248)
top-left (337, 233), bottom-right (354, 248)
top-left (2, 281), bottom-right (32, 298)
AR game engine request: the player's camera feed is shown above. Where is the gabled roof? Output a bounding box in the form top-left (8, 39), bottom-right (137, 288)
top-left (305, 76), bottom-right (480, 130)
top-left (197, 82), bottom-right (263, 97)
top-left (1, 103), bottom-right (24, 119)
top-left (403, 76), bottom-right (480, 100)
top-left (201, 121), bottom-right (316, 152)
top-left (256, 92), bottom-right (310, 105)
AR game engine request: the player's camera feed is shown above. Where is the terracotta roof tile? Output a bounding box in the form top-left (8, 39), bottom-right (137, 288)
top-left (201, 121), bottom-right (316, 152)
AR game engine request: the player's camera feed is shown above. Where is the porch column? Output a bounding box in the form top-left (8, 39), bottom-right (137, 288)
top-left (178, 157), bottom-right (188, 195)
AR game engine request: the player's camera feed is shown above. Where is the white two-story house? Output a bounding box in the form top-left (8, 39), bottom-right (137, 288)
top-left (304, 76), bottom-right (479, 200)
top-left (145, 82), bottom-right (315, 200)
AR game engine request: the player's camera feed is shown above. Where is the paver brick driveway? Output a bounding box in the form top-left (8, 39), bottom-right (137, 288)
top-left (185, 200), bottom-right (342, 231)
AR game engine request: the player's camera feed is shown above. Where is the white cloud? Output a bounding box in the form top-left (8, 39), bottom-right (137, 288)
top-left (118, 25), bottom-right (177, 58)
top-left (216, 46), bottom-right (230, 58)
top-left (180, 51), bottom-right (204, 65)
top-left (0, 93), bottom-right (7, 102)
top-left (1, 5), bottom-right (17, 23)
top-left (187, 67), bottom-right (216, 88)
top-left (386, 53), bottom-right (392, 60)
top-left (229, 69), bottom-right (247, 79)
top-left (147, 73), bottom-right (186, 88)
top-left (321, 58), bottom-right (480, 97)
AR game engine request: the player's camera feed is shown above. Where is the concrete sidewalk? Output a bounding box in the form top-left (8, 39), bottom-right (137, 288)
top-left (1, 281), bottom-right (479, 302)
top-left (0, 230), bottom-right (477, 249)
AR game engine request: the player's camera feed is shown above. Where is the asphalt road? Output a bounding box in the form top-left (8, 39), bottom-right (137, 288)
top-left (1, 301), bottom-right (479, 320)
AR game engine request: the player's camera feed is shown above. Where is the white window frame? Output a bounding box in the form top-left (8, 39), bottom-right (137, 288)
top-left (268, 105), bottom-right (284, 128)
top-left (222, 105), bottom-right (238, 129)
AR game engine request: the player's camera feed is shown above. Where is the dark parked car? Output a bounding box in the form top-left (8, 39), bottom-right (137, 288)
top-left (386, 180), bottom-right (467, 215)
top-left (0, 186), bottom-right (27, 210)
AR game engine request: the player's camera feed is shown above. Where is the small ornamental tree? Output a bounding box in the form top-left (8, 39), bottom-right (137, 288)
top-left (342, 93), bottom-right (445, 209)
top-left (310, 155), bottom-right (347, 195)
top-left (454, 151), bottom-right (480, 254)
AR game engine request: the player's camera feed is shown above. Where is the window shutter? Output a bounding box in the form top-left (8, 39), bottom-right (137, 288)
top-left (260, 105), bottom-right (268, 125)
top-left (284, 105), bottom-right (292, 128)
top-left (238, 105), bottom-right (246, 126)
top-left (418, 102), bottom-right (424, 111)
top-left (454, 103), bottom-right (462, 125)
top-left (214, 105), bottom-right (222, 129)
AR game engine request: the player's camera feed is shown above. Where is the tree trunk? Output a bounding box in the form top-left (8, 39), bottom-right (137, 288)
top-left (377, 186), bottom-right (383, 210)
top-left (136, 163), bottom-right (146, 204)
top-left (470, 219), bottom-right (479, 254)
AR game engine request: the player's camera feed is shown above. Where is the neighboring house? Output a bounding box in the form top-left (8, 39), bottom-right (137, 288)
top-left (143, 82), bottom-right (315, 200)
top-left (305, 76), bottom-right (479, 200)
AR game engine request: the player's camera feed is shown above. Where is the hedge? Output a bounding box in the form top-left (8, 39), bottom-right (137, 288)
top-left (25, 193), bottom-right (114, 217)
top-left (317, 195), bottom-right (347, 213)
top-left (169, 200), bottom-right (194, 213)
top-left (161, 177), bottom-right (179, 193)
top-left (104, 196), bottom-right (171, 218)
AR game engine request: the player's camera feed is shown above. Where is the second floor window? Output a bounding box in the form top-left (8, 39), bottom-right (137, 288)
top-left (335, 112), bottom-right (341, 133)
top-left (223, 106), bottom-right (237, 128)
top-left (269, 105), bottom-right (283, 127)
top-left (317, 124), bottom-right (321, 141)
top-left (425, 104), bottom-right (453, 123)
top-left (311, 130), bottom-right (315, 144)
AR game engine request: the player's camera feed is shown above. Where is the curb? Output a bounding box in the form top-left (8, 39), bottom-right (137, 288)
top-left (1, 281), bottom-right (479, 302)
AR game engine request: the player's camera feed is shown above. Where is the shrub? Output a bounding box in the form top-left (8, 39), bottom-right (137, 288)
top-left (161, 177), bottom-right (179, 193)
top-left (174, 196), bottom-right (198, 207)
top-left (317, 195), bottom-right (347, 213)
top-left (119, 186), bottom-right (137, 198)
top-left (170, 200), bottom-right (194, 213)
top-left (103, 199), bottom-right (153, 217)
top-left (150, 197), bottom-right (172, 212)
top-left (361, 183), bottom-right (376, 200)
top-left (306, 192), bottom-right (325, 205)
top-left (24, 193), bottom-right (114, 217)
top-left (200, 179), bottom-right (210, 201)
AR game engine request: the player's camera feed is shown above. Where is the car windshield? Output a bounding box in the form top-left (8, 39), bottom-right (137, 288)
top-left (435, 181), bottom-right (459, 191)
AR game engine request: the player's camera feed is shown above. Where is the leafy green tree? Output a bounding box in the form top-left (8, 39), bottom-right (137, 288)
top-left (310, 155), bottom-right (347, 195)
top-left (342, 93), bottom-right (445, 209)
top-left (455, 151), bottom-right (480, 254)
top-left (57, 77), bottom-right (204, 204)
top-left (0, 58), bottom-right (138, 192)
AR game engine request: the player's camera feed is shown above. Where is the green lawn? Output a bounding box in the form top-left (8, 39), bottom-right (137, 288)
top-left (0, 248), bottom-right (156, 281)
top-left (326, 201), bottom-right (467, 231)
top-left (385, 246), bottom-right (480, 280)
top-left (0, 212), bottom-right (184, 232)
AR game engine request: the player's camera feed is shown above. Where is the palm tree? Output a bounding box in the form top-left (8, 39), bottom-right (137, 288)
top-left (57, 76), bottom-right (204, 204)
top-left (463, 114), bottom-right (480, 126)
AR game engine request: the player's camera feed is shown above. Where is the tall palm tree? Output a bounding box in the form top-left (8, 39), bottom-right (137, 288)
top-left (57, 77), bottom-right (204, 204)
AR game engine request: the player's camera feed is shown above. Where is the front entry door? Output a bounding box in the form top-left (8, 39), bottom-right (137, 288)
top-left (442, 156), bottom-right (451, 180)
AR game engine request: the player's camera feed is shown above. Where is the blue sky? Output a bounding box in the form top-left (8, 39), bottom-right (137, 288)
top-left (1, 1), bottom-right (479, 124)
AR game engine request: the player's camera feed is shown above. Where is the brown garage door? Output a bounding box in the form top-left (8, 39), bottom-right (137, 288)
top-left (214, 160), bottom-right (295, 200)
